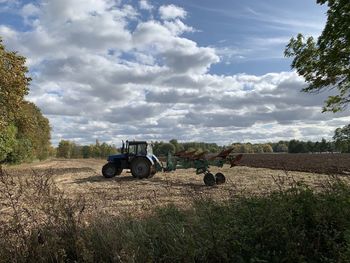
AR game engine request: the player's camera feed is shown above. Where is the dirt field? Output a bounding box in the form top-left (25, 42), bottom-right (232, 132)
top-left (238, 153), bottom-right (350, 175)
top-left (2, 158), bottom-right (346, 218)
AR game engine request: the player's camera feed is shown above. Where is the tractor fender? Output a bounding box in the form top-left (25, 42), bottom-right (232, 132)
top-left (145, 155), bottom-right (155, 165)
top-left (151, 154), bottom-right (161, 165)
top-left (151, 154), bottom-right (163, 171)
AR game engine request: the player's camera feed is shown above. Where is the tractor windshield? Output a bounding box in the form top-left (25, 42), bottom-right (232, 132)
top-left (137, 144), bottom-right (147, 155)
top-left (127, 142), bottom-right (149, 155)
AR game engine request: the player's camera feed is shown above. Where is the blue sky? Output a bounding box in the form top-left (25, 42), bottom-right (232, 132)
top-left (1, 0), bottom-right (347, 145)
top-left (167, 0), bottom-right (327, 75)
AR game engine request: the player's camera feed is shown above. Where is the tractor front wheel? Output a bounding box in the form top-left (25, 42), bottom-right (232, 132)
top-left (102, 163), bottom-right (122, 178)
top-left (131, 158), bottom-right (151, 179)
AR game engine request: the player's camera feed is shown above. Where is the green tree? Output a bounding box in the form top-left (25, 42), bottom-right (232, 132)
top-left (320, 138), bottom-right (328, 152)
top-left (288, 140), bottom-right (308, 153)
top-left (0, 125), bottom-right (17, 162)
top-left (70, 143), bottom-right (82, 158)
top-left (306, 141), bottom-right (315, 153)
top-left (0, 38), bottom-right (30, 127)
top-left (159, 143), bottom-right (176, 155)
top-left (273, 141), bottom-right (289, 152)
top-left (15, 102), bottom-right (51, 160)
top-left (285, 0), bottom-right (350, 112)
top-left (333, 124), bottom-right (350, 152)
top-left (0, 38), bottom-right (31, 161)
top-left (82, 145), bottom-right (91, 158)
top-left (57, 140), bottom-right (72, 158)
top-left (253, 144), bottom-right (263, 153)
top-left (262, 144), bottom-right (273, 153)
top-left (314, 141), bottom-right (321, 153)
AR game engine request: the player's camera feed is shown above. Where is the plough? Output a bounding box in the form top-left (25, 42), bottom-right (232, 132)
top-left (164, 149), bottom-right (243, 186)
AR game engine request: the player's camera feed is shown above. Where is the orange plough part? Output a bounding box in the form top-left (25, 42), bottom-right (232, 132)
top-left (230, 154), bottom-right (243, 167)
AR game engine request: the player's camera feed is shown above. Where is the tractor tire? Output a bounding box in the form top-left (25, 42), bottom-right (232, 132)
top-left (215, 172), bottom-right (226, 185)
top-left (102, 163), bottom-right (122, 178)
top-left (131, 157), bottom-right (151, 179)
top-left (203, 173), bottom-right (216, 186)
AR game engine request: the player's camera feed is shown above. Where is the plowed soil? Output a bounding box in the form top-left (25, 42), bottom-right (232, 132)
top-left (238, 153), bottom-right (350, 175)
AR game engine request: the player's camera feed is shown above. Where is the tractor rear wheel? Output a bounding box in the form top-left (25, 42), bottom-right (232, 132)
top-left (204, 173), bottom-right (216, 186)
top-left (131, 157), bottom-right (151, 179)
top-left (215, 172), bottom-right (226, 184)
top-left (102, 163), bottom-right (122, 178)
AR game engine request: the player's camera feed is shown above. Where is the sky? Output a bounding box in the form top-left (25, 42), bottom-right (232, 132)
top-left (0, 0), bottom-right (349, 146)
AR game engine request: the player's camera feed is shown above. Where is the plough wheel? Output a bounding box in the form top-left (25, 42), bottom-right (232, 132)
top-left (215, 172), bottom-right (226, 184)
top-left (204, 173), bottom-right (216, 186)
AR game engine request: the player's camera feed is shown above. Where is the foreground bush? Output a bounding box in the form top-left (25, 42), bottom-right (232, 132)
top-left (1, 171), bottom-right (350, 262)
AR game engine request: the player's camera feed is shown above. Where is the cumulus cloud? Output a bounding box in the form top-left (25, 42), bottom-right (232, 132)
top-left (139, 0), bottom-right (153, 11)
top-left (159, 4), bottom-right (187, 20)
top-left (21, 3), bottom-right (39, 18)
top-left (0, 0), bottom-right (349, 146)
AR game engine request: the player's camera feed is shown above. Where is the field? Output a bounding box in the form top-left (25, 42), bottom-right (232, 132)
top-left (238, 153), bottom-right (350, 175)
top-left (2, 156), bottom-right (350, 262)
top-left (2, 155), bottom-right (348, 218)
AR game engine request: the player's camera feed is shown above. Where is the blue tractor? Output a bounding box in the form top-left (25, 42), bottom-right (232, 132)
top-left (102, 140), bottom-right (162, 179)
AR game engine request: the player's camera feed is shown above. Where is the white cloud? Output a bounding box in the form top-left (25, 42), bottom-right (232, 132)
top-left (159, 4), bottom-right (187, 20)
top-left (21, 3), bottom-right (39, 18)
top-left (0, 0), bottom-right (348, 146)
top-left (139, 0), bottom-right (153, 11)
top-left (163, 19), bottom-right (195, 35)
top-left (0, 25), bottom-right (17, 38)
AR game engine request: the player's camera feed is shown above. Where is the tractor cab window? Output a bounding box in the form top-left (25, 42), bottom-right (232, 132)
top-left (138, 144), bottom-right (147, 155)
top-left (128, 144), bottom-right (137, 155)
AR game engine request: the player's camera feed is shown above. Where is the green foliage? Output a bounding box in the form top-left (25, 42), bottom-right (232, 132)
top-left (285, 0), bottom-right (350, 112)
top-left (333, 124), bottom-right (350, 153)
top-left (288, 139), bottom-right (308, 153)
top-left (153, 140), bottom-right (220, 156)
top-left (288, 138), bottom-right (335, 153)
top-left (159, 142), bottom-right (176, 155)
top-left (5, 137), bottom-right (32, 163)
top-left (0, 124), bottom-right (17, 161)
top-left (2, 177), bottom-right (350, 262)
top-left (57, 140), bottom-right (72, 158)
top-left (56, 139), bottom-right (118, 159)
top-left (15, 102), bottom-right (51, 161)
top-left (273, 141), bottom-right (289, 152)
top-left (231, 142), bottom-right (280, 153)
top-left (0, 38), bottom-right (51, 163)
top-left (0, 38), bottom-right (30, 128)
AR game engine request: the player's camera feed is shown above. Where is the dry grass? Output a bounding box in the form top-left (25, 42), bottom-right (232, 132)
top-left (2, 158), bottom-right (346, 219)
top-left (2, 159), bottom-right (350, 262)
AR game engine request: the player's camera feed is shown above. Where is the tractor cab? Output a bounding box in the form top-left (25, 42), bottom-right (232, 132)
top-left (122, 140), bottom-right (150, 156)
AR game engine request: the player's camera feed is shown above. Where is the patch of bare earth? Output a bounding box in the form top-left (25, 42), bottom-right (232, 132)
top-left (2, 158), bottom-right (348, 219)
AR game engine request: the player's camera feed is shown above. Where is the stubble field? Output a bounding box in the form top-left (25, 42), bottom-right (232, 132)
top-left (2, 155), bottom-right (348, 219)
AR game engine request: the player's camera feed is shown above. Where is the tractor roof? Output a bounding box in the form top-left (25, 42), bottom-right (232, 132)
top-left (128, 141), bottom-right (148, 145)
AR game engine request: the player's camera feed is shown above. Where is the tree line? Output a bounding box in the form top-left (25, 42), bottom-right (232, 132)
top-left (153, 124), bottom-right (350, 156)
top-left (56, 140), bottom-right (118, 159)
top-left (0, 39), bottom-right (52, 164)
top-left (56, 123), bottom-right (350, 160)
